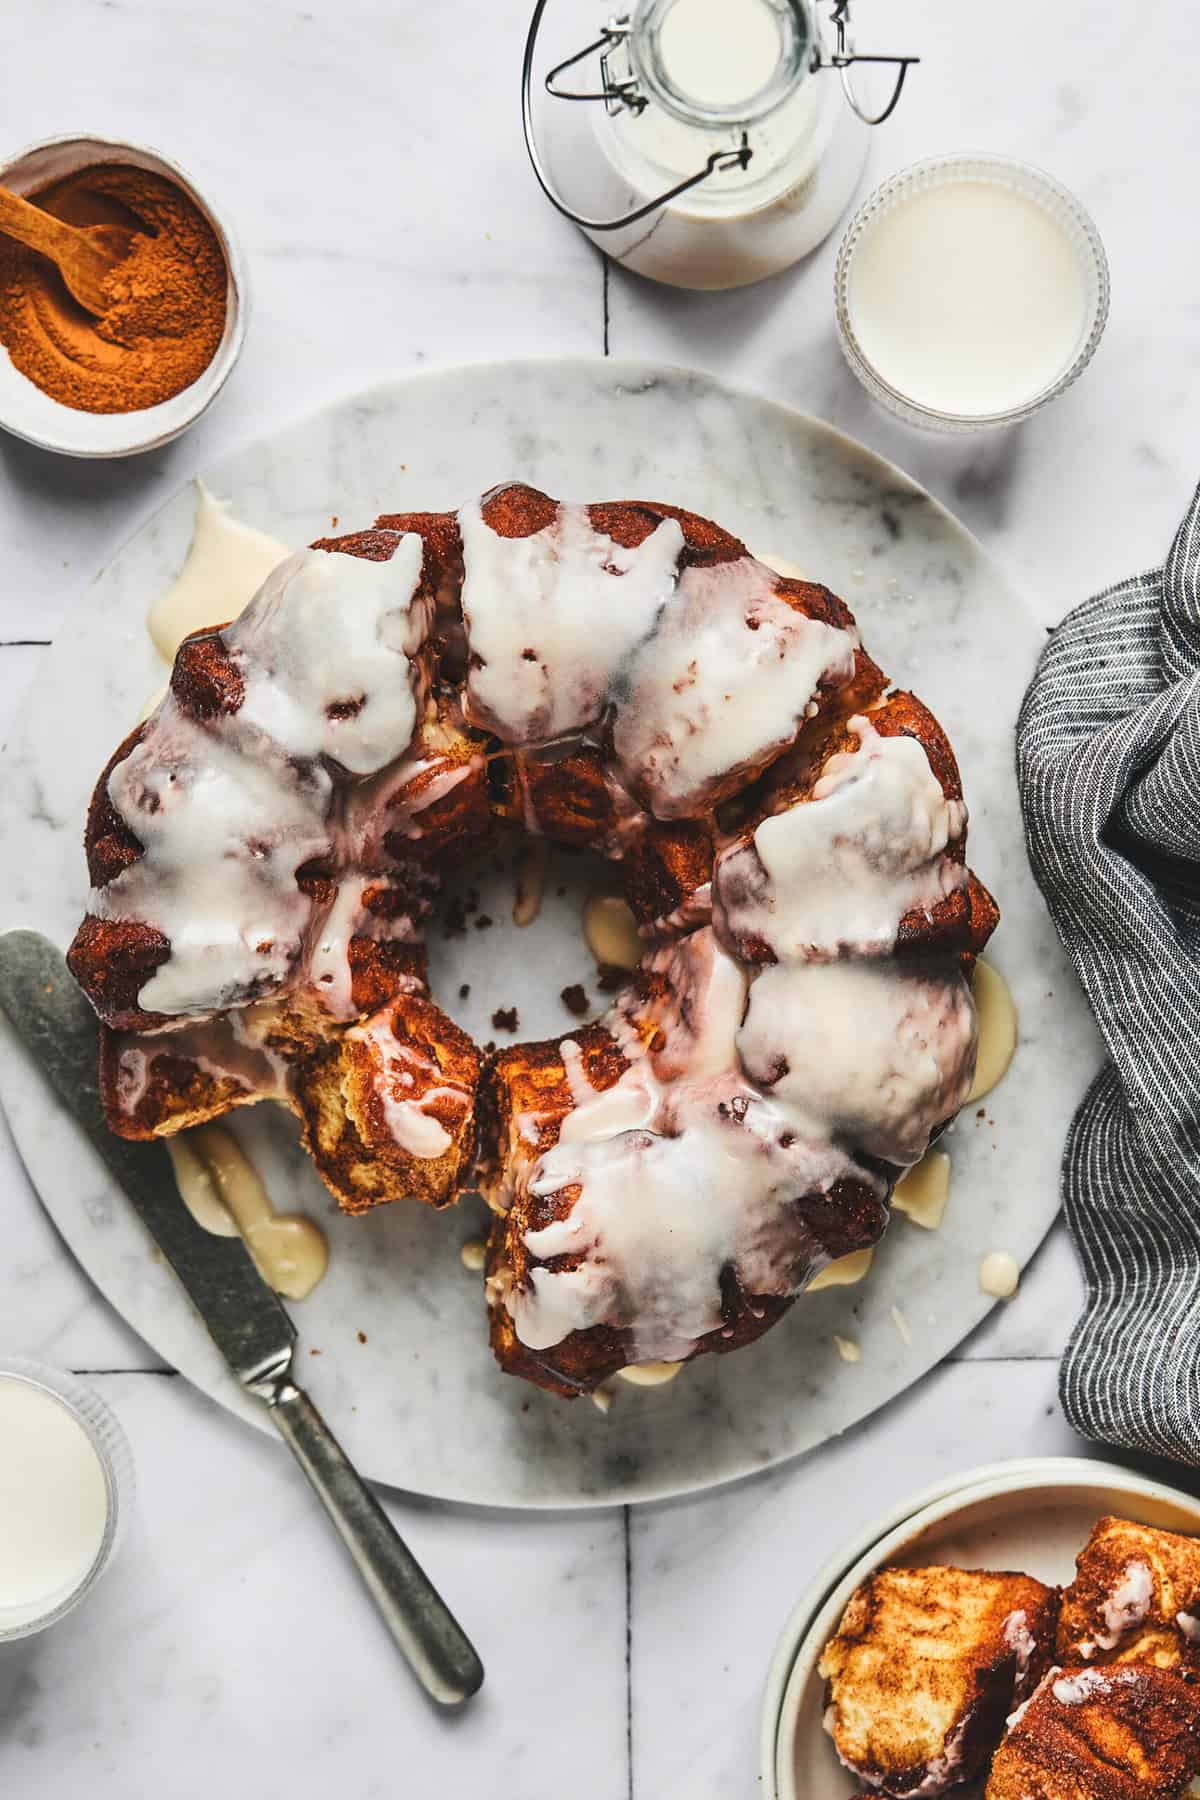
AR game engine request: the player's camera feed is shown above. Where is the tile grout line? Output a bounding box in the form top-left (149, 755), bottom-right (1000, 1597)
top-left (623, 1502), bottom-right (634, 1800)
top-left (602, 256), bottom-right (611, 356)
top-left (945, 1352), bottom-right (1062, 1366)
top-left (70, 1366), bottom-right (178, 1378)
top-left (0, 639), bottom-right (52, 647)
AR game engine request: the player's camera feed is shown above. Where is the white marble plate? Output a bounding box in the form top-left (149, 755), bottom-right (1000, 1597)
top-left (0, 358), bottom-right (1102, 1508)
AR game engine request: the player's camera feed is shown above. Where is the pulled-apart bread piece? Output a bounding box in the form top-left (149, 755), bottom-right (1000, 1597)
top-left (482, 930), bottom-right (888, 1396)
top-left (819, 1565), bottom-right (1059, 1797)
top-left (986, 1661), bottom-right (1200, 1799)
top-left (1057, 1516), bottom-right (1200, 1669)
top-left (293, 995), bottom-right (481, 1213)
top-left (714, 689), bottom-right (979, 969)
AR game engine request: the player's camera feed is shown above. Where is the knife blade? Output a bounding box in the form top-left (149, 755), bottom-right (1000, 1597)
top-left (0, 929), bottom-right (483, 1705)
top-left (0, 928), bottom-right (297, 1387)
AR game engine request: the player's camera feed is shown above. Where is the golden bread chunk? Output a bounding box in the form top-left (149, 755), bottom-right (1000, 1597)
top-left (987, 1661), bottom-right (1200, 1798)
top-left (293, 995), bottom-right (480, 1213)
top-left (819, 1565), bottom-right (1058, 1796)
top-left (1057, 1515), bottom-right (1200, 1669)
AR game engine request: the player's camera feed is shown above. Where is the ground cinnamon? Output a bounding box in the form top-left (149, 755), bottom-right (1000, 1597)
top-left (0, 164), bottom-right (227, 414)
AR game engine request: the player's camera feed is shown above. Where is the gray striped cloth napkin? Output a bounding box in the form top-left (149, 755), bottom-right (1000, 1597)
top-left (1017, 480), bottom-right (1200, 1468)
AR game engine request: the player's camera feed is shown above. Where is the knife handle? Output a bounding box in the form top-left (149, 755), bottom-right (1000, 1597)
top-left (263, 1377), bottom-right (484, 1705)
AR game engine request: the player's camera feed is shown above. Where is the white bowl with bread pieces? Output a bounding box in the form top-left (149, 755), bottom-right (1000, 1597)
top-left (761, 1456), bottom-right (1200, 1800)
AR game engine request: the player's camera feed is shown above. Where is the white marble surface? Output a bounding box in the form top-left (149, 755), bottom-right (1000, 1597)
top-left (0, 0), bottom-right (1196, 1793)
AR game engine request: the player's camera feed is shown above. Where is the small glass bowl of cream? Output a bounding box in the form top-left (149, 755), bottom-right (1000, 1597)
top-left (834, 154), bottom-right (1110, 431)
top-left (0, 1358), bottom-right (134, 1641)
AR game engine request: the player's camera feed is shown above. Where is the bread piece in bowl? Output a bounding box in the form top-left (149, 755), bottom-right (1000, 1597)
top-left (987, 1661), bottom-right (1200, 1799)
top-left (819, 1565), bottom-right (1058, 1796)
top-left (1057, 1515), bottom-right (1200, 1670)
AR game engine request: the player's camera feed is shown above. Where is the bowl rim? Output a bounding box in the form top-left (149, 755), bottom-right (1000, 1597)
top-left (759, 1454), bottom-right (1200, 1800)
top-left (0, 131), bottom-right (248, 458)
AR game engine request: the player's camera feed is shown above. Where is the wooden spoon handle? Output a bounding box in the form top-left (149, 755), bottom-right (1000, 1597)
top-left (0, 185), bottom-right (118, 310)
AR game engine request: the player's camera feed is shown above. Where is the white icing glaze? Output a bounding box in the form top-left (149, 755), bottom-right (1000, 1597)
top-left (232, 541), bottom-right (429, 777)
top-left (99, 702), bottom-right (335, 1016)
top-left (715, 717), bottom-right (966, 961)
top-left (147, 482), bottom-right (290, 664)
top-left (1003, 1609), bottom-right (1038, 1688)
top-left (833, 1335), bottom-right (860, 1363)
top-left (737, 960), bottom-right (976, 1166)
top-left (1178, 1610), bottom-right (1200, 1643)
top-left (106, 1006), bottom-right (292, 1124)
top-left (307, 875), bottom-right (420, 1023)
top-left (1095, 1560), bottom-right (1154, 1648)
top-left (458, 498), bottom-right (684, 743)
top-left (612, 558), bottom-right (857, 817)
top-left (95, 540), bottom-right (430, 1018)
top-left (503, 931), bottom-right (885, 1362)
top-left (345, 1009), bottom-right (458, 1160)
top-left (1052, 1667), bottom-right (1137, 1705)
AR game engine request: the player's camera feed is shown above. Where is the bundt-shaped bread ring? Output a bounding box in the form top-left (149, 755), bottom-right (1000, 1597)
top-left (69, 482), bottom-right (998, 1396)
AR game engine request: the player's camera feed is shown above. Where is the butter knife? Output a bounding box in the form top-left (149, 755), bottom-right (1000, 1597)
top-left (0, 930), bottom-right (483, 1707)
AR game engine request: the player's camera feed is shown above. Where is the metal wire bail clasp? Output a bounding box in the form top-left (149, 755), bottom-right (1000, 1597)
top-left (819, 0), bottom-right (919, 126)
top-left (521, 0), bottom-right (920, 234)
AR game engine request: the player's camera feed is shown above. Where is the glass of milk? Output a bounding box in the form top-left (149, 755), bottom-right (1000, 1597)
top-left (834, 155), bottom-right (1110, 430)
top-left (0, 1359), bottom-right (133, 1641)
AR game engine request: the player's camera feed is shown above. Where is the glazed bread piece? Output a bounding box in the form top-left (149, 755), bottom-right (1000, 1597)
top-left (819, 1566), bottom-right (1059, 1797)
top-left (1057, 1516), bottom-right (1200, 1669)
top-left (986, 1662), bottom-right (1200, 1799)
top-left (483, 931), bottom-right (891, 1396)
top-left (293, 995), bottom-right (481, 1213)
top-left (714, 687), bottom-right (995, 970)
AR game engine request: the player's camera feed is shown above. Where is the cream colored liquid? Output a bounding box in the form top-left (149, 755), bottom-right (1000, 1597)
top-left (582, 893), bottom-right (642, 972)
top-left (168, 1125), bottom-right (328, 1300)
top-left (979, 1250), bottom-right (1020, 1299)
top-left (808, 1247), bottom-right (874, 1292)
top-left (0, 1377), bottom-right (108, 1623)
top-left (849, 180), bottom-right (1088, 417)
top-left (147, 483), bottom-right (289, 664)
top-left (968, 959), bottom-right (1018, 1103)
top-left (892, 1148), bottom-right (951, 1231)
top-left (657, 0), bottom-right (782, 109)
top-left (512, 840), bottom-right (549, 928)
top-left (617, 1360), bottom-right (683, 1388)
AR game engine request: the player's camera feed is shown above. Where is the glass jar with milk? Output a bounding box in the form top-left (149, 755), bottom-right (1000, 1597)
top-left (0, 1359), bottom-right (132, 1640)
top-left (523, 0), bottom-right (920, 289)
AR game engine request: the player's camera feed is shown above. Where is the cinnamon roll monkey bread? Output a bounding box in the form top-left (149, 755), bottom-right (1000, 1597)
top-left (68, 482), bottom-right (998, 1396)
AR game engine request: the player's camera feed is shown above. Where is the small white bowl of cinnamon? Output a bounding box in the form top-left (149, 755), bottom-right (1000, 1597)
top-left (0, 133), bottom-right (247, 457)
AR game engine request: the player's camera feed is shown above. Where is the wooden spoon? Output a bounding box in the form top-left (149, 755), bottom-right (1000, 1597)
top-left (0, 184), bottom-right (140, 315)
